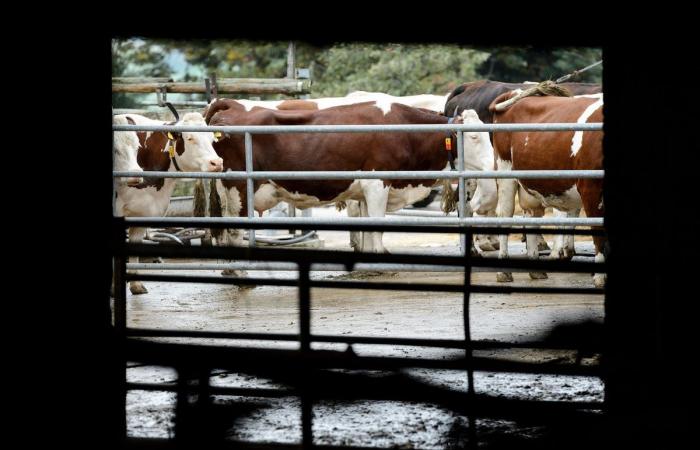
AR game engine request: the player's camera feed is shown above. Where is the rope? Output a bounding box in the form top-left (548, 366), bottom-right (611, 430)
top-left (555, 60), bottom-right (603, 84)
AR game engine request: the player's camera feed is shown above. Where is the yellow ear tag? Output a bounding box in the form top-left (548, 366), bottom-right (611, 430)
top-left (213, 131), bottom-right (222, 141)
top-left (445, 137), bottom-right (452, 151)
top-left (168, 143), bottom-right (176, 158)
top-left (167, 132), bottom-right (174, 140)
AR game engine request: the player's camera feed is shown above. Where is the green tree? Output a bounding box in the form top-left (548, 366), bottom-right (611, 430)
top-left (310, 43), bottom-right (489, 96)
top-left (476, 47), bottom-right (602, 83)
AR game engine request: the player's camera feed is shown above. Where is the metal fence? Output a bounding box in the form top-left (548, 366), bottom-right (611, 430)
top-left (112, 120), bottom-right (605, 448)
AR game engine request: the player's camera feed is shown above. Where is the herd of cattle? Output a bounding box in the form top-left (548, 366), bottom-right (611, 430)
top-left (113, 80), bottom-right (604, 295)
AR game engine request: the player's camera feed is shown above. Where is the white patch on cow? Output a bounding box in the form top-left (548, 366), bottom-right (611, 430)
top-left (598, 198), bottom-right (604, 210)
top-left (116, 182), bottom-right (177, 218)
top-left (593, 251), bottom-right (606, 287)
top-left (524, 134), bottom-right (529, 147)
top-left (225, 186), bottom-right (243, 218)
top-left (571, 96), bottom-right (604, 156)
top-left (496, 157), bottom-right (512, 171)
top-left (237, 99), bottom-right (284, 111)
top-left (525, 185), bottom-right (583, 211)
top-left (253, 182), bottom-right (280, 213)
top-left (373, 99), bottom-right (394, 115)
top-left (112, 115), bottom-right (143, 184)
top-left (574, 93), bottom-right (604, 99)
top-left (386, 185), bottom-right (432, 211)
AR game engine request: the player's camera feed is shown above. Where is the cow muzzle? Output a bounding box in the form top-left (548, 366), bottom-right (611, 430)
top-left (208, 158), bottom-right (224, 172)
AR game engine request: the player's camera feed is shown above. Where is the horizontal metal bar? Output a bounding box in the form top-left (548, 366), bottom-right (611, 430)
top-left (116, 218), bottom-right (605, 236)
top-left (112, 122), bottom-right (603, 134)
top-left (125, 339), bottom-right (601, 376)
top-left (126, 382), bottom-right (295, 398)
top-left (125, 274), bottom-right (605, 294)
top-left (126, 261), bottom-right (590, 272)
top-left (125, 216), bottom-right (604, 227)
top-left (119, 243), bottom-right (606, 272)
top-left (113, 169), bottom-right (604, 180)
top-left (126, 327), bottom-right (602, 351)
top-left (113, 122), bottom-right (603, 133)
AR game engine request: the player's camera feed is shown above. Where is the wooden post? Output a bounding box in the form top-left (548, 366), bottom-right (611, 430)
top-left (112, 78), bottom-right (311, 95)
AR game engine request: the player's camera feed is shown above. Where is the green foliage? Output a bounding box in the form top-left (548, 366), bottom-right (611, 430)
top-left (475, 47), bottom-right (602, 84)
top-left (310, 43), bottom-right (489, 96)
top-left (112, 39), bottom-right (172, 108)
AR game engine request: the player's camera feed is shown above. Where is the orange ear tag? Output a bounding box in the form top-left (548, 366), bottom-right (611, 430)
top-left (445, 137), bottom-right (452, 151)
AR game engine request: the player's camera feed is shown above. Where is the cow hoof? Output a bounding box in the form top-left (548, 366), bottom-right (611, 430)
top-left (593, 274), bottom-right (606, 288)
top-left (496, 272), bottom-right (514, 282)
top-left (476, 240), bottom-right (496, 252)
top-left (130, 282), bottom-right (148, 295)
top-left (529, 271), bottom-right (548, 280)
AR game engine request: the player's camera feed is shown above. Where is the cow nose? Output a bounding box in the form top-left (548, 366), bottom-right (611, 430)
top-left (209, 158), bottom-right (223, 172)
top-left (127, 177), bottom-right (143, 186)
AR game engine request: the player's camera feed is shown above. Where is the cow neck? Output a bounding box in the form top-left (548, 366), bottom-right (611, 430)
top-left (135, 131), bottom-right (179, 191)
top-left (445, 115), bottom-right (459, 170)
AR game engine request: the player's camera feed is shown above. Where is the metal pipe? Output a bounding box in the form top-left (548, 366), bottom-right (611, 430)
top-left (125, 216), bottom-right (604, 227)
top-left (126, 262), bottom-right (592, 272)
top-left (245, 132), bottom-right (255, 247)
top-left (114, 169), bottom-right (605, 180)
top-left (457, 130), bottom-right (466, 255)
top-left (389, 209), bottom-right (457, 217)
top-left (114, 122), bottom-right (603, 133)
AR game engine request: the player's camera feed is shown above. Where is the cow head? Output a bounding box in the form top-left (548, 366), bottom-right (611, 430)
top-left (172, 112), bottom-right (224, 172)
top-left (112, 115), bottom-right (143, 186)
top-left (460, 109), bottom-right (494, 172)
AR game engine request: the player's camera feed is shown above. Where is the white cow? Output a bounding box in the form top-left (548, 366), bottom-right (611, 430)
top-left (114, 112), bottom-right (223, 294)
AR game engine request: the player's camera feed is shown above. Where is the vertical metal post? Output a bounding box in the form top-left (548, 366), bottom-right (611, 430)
top-left (287, 204), bottom-right (297, 236)
top-left (298, 262), bottom-right (311, 352)
top-left (245, 132), bottom-right (255, 247)
top-left (457, 130), bottom-right (467, 255)
top-left (287, 42), bottom-right (296, 79)
top-left (113, 220), bottom-right (127, 333)
top-left (298, 261), bottom-right (313, 448)
top-left (112, 218), bottom-right (128, 442)
top-left (462, 228), bottom-right (477, 448)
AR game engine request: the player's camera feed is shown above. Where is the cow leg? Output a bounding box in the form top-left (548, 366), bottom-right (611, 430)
top-left (524, 209), bottom-right (548, 280)
top-left (193, 179), bottom-right (213, 246)
top-left (346, 200), bottom-right (363, 252)
top-left (578, 180), bottom-right (606, 288)
top-left (550, 208), bottom-right (579, 260)
top-left (518, 185), bottom-right (550, 252)
top-left (496, 177), bottom-right (517, 282)
top-left (218, 183), bottom-right (248, 279)
top-left (360, 179), bottom-right (390, 253)
top-left (471, 178), bottom-right (499, 251)
top-left (592, 240), bottom-right (606, 288)
top-left (128, 226), bottom-right (148, 295)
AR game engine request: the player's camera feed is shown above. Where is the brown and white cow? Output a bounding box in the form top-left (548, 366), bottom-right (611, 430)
top-left (444, 80), bottom-right (603, 254)
top-left (202, 99), bottom-right (487, 255)
top-left (482, 92), bottom-right (605, 286)
top-left (114, 112), bottom-right (223, 294)
top-left (197, 94), bottom-right (468, 253)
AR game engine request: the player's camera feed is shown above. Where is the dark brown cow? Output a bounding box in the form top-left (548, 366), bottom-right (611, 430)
top-left (486, 92), bottom-right (605, 286)
top-left (444, 80), bottom-right (602, 121)
top-left (202, 99), bottom-right (484, 254)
